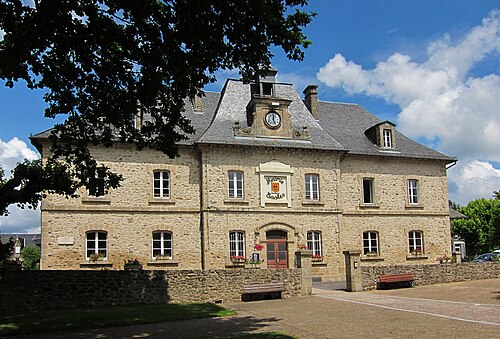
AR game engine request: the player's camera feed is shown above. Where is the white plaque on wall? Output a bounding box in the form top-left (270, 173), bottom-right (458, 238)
top-left (58, 237), bottom-right (74, 245)
top-left (257, 161), bottom-right (293, 207)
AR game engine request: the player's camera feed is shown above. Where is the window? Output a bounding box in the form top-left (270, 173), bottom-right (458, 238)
top-left (363, 231), bottom-right (379, 256)
top-left (153, 171), bottom-right (170, 198)
top-left (152, 232), bottom-right (173, 259)
top-left (307, 231), bottom-right (322, 257)
top-left (383, 129), bottom-right (393, 148)
top-left (88, 171), bottom-right (106, 197)
top-left (362, 178), bottom-right (374, 204)
top-left (229, 231), bottom-right (245, 258)
top-left (262, 83), bottom-right (273, 96)
top-left (408, 179), bottom-right (419, 204)
top-left (305, 174), bottom-right (320, 200)
top-left (228, 171), bottom-right (243, 198)
top-left (409, 231), bottom-right (423, 255)
top-left (86, 231), bottom-right (107, 259)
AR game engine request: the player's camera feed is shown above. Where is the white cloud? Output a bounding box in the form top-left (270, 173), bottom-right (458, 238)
top-left (0, 137), bottom-right (40, 233)
top-left (0, 137), bottom-right (39, 176)
top-left (448, 160), bottom-right (500, 205)
top-left (317, 10), bottom-right (500, 204)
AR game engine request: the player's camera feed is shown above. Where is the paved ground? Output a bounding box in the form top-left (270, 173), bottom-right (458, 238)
top-left (17, 278), bottom-right (500, 338)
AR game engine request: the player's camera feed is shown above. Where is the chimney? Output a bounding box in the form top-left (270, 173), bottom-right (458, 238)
top-left (303, 85), bottom-right (319, 119)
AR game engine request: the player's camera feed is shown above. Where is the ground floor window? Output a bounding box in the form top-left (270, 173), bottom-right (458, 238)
top-left (153, 232), bottom-right (173, 259)
top-left (229, 231), bottom-right (245, 258)
top-left (363, 231), bottom-right (379, 256)
top-left (408, 231), bottom-right (423, 255)
top-left (307, 231), bottom-right (322, 259)
top-left (86, 231), bottom-right (107, 260)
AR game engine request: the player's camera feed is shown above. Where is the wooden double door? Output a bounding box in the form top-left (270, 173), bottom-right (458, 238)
top-left (266, 230), bottom-right (288, 268)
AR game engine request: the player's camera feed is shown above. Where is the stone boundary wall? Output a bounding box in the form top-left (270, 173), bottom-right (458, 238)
top-left (0, 268), bottom-right (302, 313)
top-left (361, 262), bottom-right (500, 290)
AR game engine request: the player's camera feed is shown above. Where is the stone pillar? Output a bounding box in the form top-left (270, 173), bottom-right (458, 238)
top-left (343, 250), bottom-right (362, 292)
top-left (295, 250), bottom-right (312, 296)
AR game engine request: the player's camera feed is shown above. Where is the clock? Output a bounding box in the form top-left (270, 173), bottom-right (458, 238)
top-left (265, 111), bottom-right (281, 128)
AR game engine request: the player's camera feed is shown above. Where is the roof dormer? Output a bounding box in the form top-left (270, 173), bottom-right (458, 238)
top-left (365, 121), bottom-right (397, 150)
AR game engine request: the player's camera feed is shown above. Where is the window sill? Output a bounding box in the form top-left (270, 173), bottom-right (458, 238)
top-left (360, 256), bottom-right (384, 262)
top-left (82, 197), bottom-right (111, 204)
top-left (302, 201), bottom-right (325, 206)
top-left (80, 261), bottom-right (113, 268)
top-left (405, 204), bottom-right (424, 209)
top-left (359, 203), bottom-right (380, 209)
top-left (406, 255), bottom-right (428, 260)
top-left (148, 198), bottom-right (176, 205)
top-left (312, 262), bottom-right (328, 267)
top-left (223, 199), bottom-right (249, 204)
top-left (147, 261), bottom-right (179, 267)
top-left (225, 262), bottom-right (245, 268)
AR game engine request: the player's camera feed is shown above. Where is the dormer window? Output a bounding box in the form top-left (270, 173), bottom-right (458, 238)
top-left (262, 83), bottom-right (273, 96)
top-left (364, 121), bottom-right (397, 151)
top-left (383, 129), bottom-right (393, 148)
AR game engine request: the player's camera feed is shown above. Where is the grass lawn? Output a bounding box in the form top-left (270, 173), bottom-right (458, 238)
top-left (0, 303), bottom-right (235, 336)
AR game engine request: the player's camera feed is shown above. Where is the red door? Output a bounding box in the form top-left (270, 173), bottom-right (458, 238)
top-left (266, 230), bottom-right (288, 268)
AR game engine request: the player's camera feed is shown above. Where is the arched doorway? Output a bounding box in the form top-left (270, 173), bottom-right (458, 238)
top-left (266, 230), bottom-right (288, 268)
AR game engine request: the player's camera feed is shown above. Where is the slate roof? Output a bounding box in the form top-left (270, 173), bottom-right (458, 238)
top-left (31, 76), bottom-right (455, 163)
top-left (317, 101), bottom-right (454, 162)
top-left (197, 79), bottom-right (346, 151)
top-left (0, 233), bottom-right (41, 247)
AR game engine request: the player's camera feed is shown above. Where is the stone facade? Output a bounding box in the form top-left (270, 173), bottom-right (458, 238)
top-left (32, 70), bottom-right (455, 283)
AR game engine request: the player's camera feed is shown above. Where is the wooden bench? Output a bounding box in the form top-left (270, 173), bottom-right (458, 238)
top-left (377, 273), bottom-right (414, 289)
top-left (242, 283), bottom-right (285, 301)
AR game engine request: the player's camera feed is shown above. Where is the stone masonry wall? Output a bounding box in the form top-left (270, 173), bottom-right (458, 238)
top-left (361, 262), bottom-right (500, 290)
top-left (0, 268), bottom-right (302, 314)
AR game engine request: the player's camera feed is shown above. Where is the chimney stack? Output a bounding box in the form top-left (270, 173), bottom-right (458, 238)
top-left (303, 85), bottom-right (319, 119)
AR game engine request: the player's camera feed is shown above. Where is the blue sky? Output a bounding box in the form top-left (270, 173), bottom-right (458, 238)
top-left (1, 0), bottom-right (499, 233)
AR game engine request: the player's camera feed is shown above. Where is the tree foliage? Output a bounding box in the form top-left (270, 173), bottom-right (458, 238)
top-left (451, 197), bottom-right (500, 256)
top-left (494, 190), bottom-right (500, 200)
top-left (0, 0), bottom-right (315, 215)
top-left (0, 237), bottom-right (14, 269)
top-left (21, 245), bottom-right (41, 270)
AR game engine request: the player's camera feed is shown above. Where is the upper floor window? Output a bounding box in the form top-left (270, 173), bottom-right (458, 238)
top-left (409, 231), bottom-right (424, 255)
top-left (305, 174), bottom-right (320, 200)
top-left (229, 231), bottom-right (245, 258)
top-left (363, 231), bottom-right (379, 256)
top-left (86, 231), bottom-right (107, 260)
top-left (362, 178), bottom-right (375, 204)
top-left (408, 179), bottom-right (419, 204)
top-left (153, 171), bottom-right (170, 198)
top-left (152, 231), bottom-right (173, 259)
top-left (88, 171), bottom-right (106, 197)
top-left (228, 171), bottom-right (244, 199)
top-left (307, 231), bottom-right (322, 257)
top-left (383, 129), bottom-right (393, 148)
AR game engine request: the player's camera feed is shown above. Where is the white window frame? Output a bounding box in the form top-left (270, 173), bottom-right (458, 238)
top-left (153, 171), bottom-right (170, 199)
top-left (86, 231), bottom-right (107, 260)
top-left (305, 174), bottom-right (320, 200)
top-left (152, 231), bottom-right (173, 259)
top-left (363, 231), bottom-right (379, 256)
top-left (408, 179), bottom-right (419, 204)
top-left (383, 129), bottom-right (393, 148)
top-left (307, 231), bottom-right (322, 257)
top-left (362, 178), bottom-right (375, 204)
top-left (228, 171), bottom-right (244, 199)
top-left (229, 231), bottom-right (245, 258)
top-left (409, 231), bottom-right (423, 254)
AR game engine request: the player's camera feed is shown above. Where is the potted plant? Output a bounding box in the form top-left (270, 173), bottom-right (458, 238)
top-left (124, 258), bottom-right (142, 270)
top-left (230, 255), bottom-right (246, 264)
top-left (89, 253), bottom-right (105, 263)
top-left (410, 248), bottom-right (423, 256)
top-left (154, 254), bottom-right (171, 261)
top-left (366, 251), bottom-right (378, 257)
top-left (312, 254), bottom-right (323, 262)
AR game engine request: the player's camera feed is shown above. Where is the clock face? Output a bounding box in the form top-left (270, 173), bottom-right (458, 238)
top-left (265, 111), bottom-right (281, 128)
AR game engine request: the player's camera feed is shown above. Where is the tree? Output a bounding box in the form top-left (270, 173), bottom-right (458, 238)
top-left (0, 0), bottom-right (315, 215)
top-left (21, 245), bottom-right (41, 270)
top-left (494, 190), bottom-right (500, 200)
top-left (451, 197), bottom-right (500, 257)
top-left (0, 236), bottom-right (14, 269)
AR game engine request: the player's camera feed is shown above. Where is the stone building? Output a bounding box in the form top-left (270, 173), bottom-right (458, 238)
top-left (31, 68), bottom-right (455, 282)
